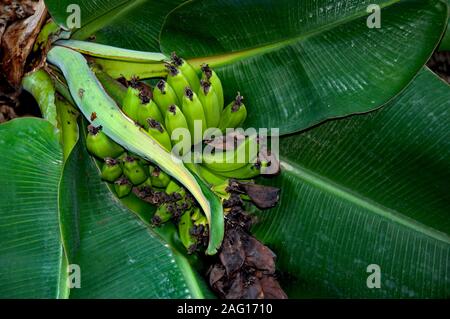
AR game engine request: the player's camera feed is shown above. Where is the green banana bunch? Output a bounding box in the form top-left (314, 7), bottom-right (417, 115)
top-left (153, 80), bottom-right (179, 116)
top-left (114, 176), bottom-right (132, 198)
top-left (146, 119), bottom-right (172, 151)
top-left (198, 80), bottom-right (221, 128)
top-left (48, 46), bottom-right (224, 256)
top-left (101, 158), bottom-right (123, 182)
top-left (86, 125), bottom-right (124, 159)
top-left (218, 93), bottom-right (247, 132)
top-left (171, 52), bottom-right (200, 93)
top-left (201, 64), bottom-right (224, 108)
top-left (182, 87), bottom-right (207, 144)
top-left (123, 155), bottom-right (148, 185)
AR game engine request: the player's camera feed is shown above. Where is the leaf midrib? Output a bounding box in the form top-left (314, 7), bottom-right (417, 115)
top-left (280, 158), bottom-right (450, 244)
top-left (186, 0), bottom-right (403, 67)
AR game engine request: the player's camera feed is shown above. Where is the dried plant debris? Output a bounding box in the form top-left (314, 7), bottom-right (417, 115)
top-left (1, 0), bottom-right (47, 88)
top-left (208, 185), bottom-right (287, 299)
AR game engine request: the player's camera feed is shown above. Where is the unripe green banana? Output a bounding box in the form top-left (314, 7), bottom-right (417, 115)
top-left (137, 177), bottom-right (152, 191)
top-left (182, 87), bottom-right (207, 145)
top-left (123, 156), bottom-right (148, 185)
top-left (86, 125), bottom-right (124, 159)
top-left (198, 80), bottom-right (221, 128)
top-left (122, 86), bottom-right (141, 121)
top-left (202, 134), bottom-right (258, 172)
top-left (185, 163), bottom-right (227, 187)
top-left (165, 180), bottom-right (182, 195)
top-left (166, 64), bottom-right (190, 103)
top-left (171, 52), bottom-right (200, 93)
top-left (101, 158), bottom-right (123, 182)
top-left (191, 207), bottom-right (202, 222)
top-left (164, 104), bottom-right (191, 155)
top-left (194, 215), bottom-right (208, 228)
top-left (114, 176), bottom-right (132, 198)
top-left (153, 80), bottom-right (179, 116)
top-left (178, 209), bottom-right (197, 252)
top-left (211, 180), bottom-right (231, 200)
top-left (218, 93), bottom-right (247, 132)
top-left (137, 100), bottom-right (163, 128)
top-left (152, 203), bottom-right (174, 225)
top-left (215, 162), bottom-right (261, 179)
top-left (149, 166), bottom-right (171, 188)
top-left (201, 64), bottom-right (223, 108)
top-left (146, 118), bottom-right (172, 152)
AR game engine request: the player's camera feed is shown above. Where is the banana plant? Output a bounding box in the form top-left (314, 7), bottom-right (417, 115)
top-left (0, 0), bottom-right (449, 298)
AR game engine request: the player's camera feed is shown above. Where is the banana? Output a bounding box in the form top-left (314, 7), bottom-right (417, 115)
top-left (86, 125), bottom-right (124, 159)
top-left (182, 87), bottom-right (207, 145)
top-left (164, 104), bottom-right (191, 156)
top-left (211, 180), bottom-right (231, 200)
top-left (202, 134), bottom-right (258, 172)
top-left (185, 163), bottom-right (227, 187)
top-left (114, 176), bottom-right (132, 198)
top-left (137, 100), bottom-right (163, 128)
top-left (152, 203), bottom-right (174, 226)
top-left (123, 155), bottom-right (148, 185)
top-left (149, 166), bottom-right (171, 188)
top-left (194, 215), bottom-right (208, 228)
top-left (198, 80), bottom-right (221, 128)
top-left (137, 177), bottom-right (152, 191)
top-left (153, 80), bottom-right (179, 117)
top-left (101, 158), bottom-right (123, 182)
top-left (122, 86), bottom-right (141, 121)
top-left (146, 118), bottom-right (172, 152)
top-left (201, 64), bottom-right (224, 108)
top-left (165, 180), bottom-right (182, 195)
top-left (191, 207), bottom-right (202, 222)
top-left (178, 209), bottom-right (197, 253)
top-left (215, 162), bottom-right (261, 179)
top-left (218, 93), bottom-right (247, 132)
top-left (171, 52), bottom-right (200, 93)
top-left (166, 64), bottom-right (190, 103)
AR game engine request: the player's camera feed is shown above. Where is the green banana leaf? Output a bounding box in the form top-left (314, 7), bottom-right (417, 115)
top-left (439, 0), bottom-right (450, 51)
top-left (252, 68), bottom-right (450, 298)
top-left (0, 119), bottom-right (66, 298)
top-left (0, 118), bottom-right (212, 298)
top-left (44, 0), bottom-right (186, 51)
top-left (160, 0), bottom-right (448, 134)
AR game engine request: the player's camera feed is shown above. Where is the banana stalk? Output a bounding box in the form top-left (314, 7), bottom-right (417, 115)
top-left (47, 46), bottom-right (224, 255)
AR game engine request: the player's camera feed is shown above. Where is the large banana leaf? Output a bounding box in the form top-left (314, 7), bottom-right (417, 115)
top-left (44, 0), bottom-right (186, 51)
top-left (160, 0), bottom-right (448, 134)
top-left (0, 119), bottom-right (65, 298)
top-left (252, 69), bottom-right (450, 298)
top-left (439, 0), bottom-right (450, 50)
